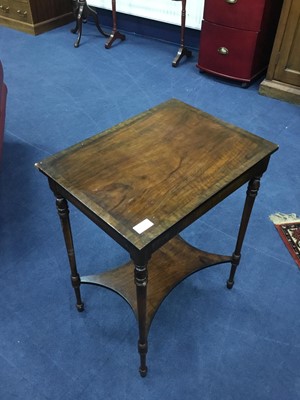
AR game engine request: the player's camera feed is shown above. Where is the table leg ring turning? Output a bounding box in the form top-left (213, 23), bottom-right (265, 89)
top-left (138, 340), bottom-right (148, 377)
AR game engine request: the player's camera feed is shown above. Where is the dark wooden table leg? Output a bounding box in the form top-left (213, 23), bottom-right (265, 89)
top-left (227, 176), bottom-right (261, 289)
top-left (72, 0), bottom-right (85, 48)
top-left (172, 0), bottom-right (192, 67)
top-left (134, 258), bottom-right (149, 377)
top-left (71, 0), bottom-right (79, 34)
top-left (105, 0), bottom-right (126, 49)
top-left (88, 4), bottom-right (109, 37)
top-left (54, 192), bottom-right (84, 311)
top-left (72, 0), bottom-right (109, 47)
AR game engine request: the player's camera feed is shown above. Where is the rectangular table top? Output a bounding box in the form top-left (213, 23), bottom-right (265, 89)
top-left (35, 99), bottom-right (278, 252)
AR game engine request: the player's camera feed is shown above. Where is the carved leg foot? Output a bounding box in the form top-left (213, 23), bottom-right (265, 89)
top-left (105, 0), bottom-right (126, 49)
top-left (172, 0), bottom-right (191, 67)
top-left (172, 46), bottom-right (192, 67)
top-left (74, 3), bottom-right (84, 47)
top-left (105, 30), bottom-right (126, 49)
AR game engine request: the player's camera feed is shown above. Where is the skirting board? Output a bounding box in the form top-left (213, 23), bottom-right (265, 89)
top-left (259, 79), bottom-right (300, 105)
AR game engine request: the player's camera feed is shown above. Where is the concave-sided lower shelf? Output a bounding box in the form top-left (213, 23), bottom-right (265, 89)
top-left (81, 235), bottom-right (232, 331)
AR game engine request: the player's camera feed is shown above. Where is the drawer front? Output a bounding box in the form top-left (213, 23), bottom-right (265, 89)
top-left (204, 0), bottom-right (267, 31)
top-left (198, 21), bottom-right (259, 81)
top-left (9, 0), bottom-right (32, 23)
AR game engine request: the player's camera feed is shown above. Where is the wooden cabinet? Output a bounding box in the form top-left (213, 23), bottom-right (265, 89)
top-left (197, 0), bottom-right (283, 86)
top-left (0, 0), bottom-right (73, 35)
top-left (259, 0), bottom-right (300, 104)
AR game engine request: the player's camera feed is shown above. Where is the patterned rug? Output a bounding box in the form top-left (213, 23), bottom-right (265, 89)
top-left (269, 213), bottom-right (300, 269)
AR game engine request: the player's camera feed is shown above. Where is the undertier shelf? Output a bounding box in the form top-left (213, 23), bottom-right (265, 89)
top-left (81, 235), bottom-right (232, 331)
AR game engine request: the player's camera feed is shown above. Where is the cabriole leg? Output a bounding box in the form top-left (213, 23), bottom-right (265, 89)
top-left (73, 1), bottom-right (85, 47)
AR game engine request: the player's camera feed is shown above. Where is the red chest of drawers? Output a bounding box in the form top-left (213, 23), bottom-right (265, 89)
top-left (197, 0), bottom-right (283, 86)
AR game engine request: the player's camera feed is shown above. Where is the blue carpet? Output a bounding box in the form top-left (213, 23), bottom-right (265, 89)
top-left (0, 20), bottom-right (300, 400)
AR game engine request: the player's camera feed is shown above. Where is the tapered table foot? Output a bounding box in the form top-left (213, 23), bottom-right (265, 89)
top-left (76, 303), bottom-right (85, 312)
top-left (226, 279), bottom-right (234, 289)
top-left (139, 366), bottom-right (148, 377)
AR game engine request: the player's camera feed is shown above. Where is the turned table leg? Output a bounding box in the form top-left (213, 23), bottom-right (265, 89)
top-left (105, 0), bottom-right (126, 49)
top-left (227, 176), bottom-right (261, 289)
top-left (172, 0), bottom-right (192, 67)
top-left (134, 260), bottom-right (148, 377)
top-left (54, 192), bottom-right (84, 311)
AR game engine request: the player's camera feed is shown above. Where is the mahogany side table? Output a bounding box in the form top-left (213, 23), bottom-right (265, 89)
top-left (35, 99), bottom-right (278, 376)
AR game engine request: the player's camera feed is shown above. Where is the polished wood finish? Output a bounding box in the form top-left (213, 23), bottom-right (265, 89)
top-left (55, 193), bottom-right (84, 312)
top-left (0, 0), bottom-right (73, 35)
top-left (197, 0), bottom-right (283, 85)
top-left (35, 99), bottom-right (278, 376)
top-left (171, 0), bottom-right (192, 67)
top-left (104, 0), bottom-right (126, 49)
top-left (81, 236), bottom-right (232, 331)
top-left (204, 0), bottom-right (275, 31)
top-left (70, 0), bottom-right (125, 49)
top-left (71, 0), bottom-right (108, 48)
top-left (259, 0), bottom-right (300, 104)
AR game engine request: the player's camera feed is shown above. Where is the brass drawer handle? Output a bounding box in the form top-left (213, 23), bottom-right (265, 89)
top-left (17, 9), bottom-right (28, 17)
top-left (0, 5), bottom-right (10, 12)
top-left (225, 0), bottom-right (237, 3)
top-left (218, 47), bottom-right (229, 55)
